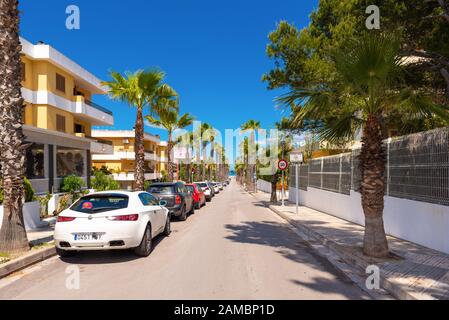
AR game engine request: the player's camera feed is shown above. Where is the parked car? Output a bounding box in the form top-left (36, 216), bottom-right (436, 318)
top-left (147, 182), bottom-right (194, 221)
top-left (54, 191), bottom-right (171, 258)
top-left (206, 181), bottom-right (216, 197)
top-left (196, 182), bottom-right (213, 201)
top-left (211, 182), bottom-right (220, 194)
top-left (186, 183), bottom-right (206, 209)
top-left (217, 182), bottom-right (224, 191)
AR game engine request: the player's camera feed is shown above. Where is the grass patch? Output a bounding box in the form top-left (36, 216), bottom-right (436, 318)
top-left (0, 252), bottom-right (11, 264)
top-left (31, 241), bottom-right (54, 251)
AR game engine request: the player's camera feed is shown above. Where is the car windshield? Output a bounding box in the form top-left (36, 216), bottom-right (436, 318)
top-left (186, 185), bottom-right (195, 192)
top-left (148, 186), bottom-right (174, 194)
top-left (71, 194), bottom-right (129, 213)
top-left (198, 183), bottom-right (208, 188)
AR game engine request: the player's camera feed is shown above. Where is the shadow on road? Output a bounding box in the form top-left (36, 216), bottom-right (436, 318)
top-left (58, 234), bottom-right (166, 265)
top-left (224, 220), bottom-right (368, 299)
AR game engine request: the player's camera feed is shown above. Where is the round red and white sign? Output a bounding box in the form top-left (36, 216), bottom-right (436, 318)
top-left (278, 159), bottom-right (288, 171)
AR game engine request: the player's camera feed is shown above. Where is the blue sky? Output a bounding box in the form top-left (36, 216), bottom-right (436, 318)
top-left (19, 0), bottom-right (317, 163)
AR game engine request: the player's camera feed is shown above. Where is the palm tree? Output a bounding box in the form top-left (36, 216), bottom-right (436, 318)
top-left (103, 70), bottom-right (177, 191)
top-left (199, 123), bottom-right (212, 181)
top-left (146, 100), bottom-right (193, 182)
top-left (241, 120), bottom-right (261, 192)
top-left (0, 0), bottom-right (29, 253)
top-left (280, 33), bottom-right (449, 258)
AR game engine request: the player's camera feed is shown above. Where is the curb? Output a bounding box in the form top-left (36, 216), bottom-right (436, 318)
top-left (246, 190), bottom-right (420, 300)
top-left (0, 246), bottom-right (56, 279)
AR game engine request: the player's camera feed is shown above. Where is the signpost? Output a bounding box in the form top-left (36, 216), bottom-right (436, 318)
top-left (290, 153), bottom-right (304, 215)
top-left (278, 159), bottom-right (288, 206)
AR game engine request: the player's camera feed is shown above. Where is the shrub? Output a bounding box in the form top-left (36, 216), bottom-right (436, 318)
top-left (56, 194), bottom-right (72, 214)
top-left (91, 171), bottom-right (120, 191)
top-left (60, 175), bottom-right (85, 194)
top-left (36, 192), bottom-right (52, 218)
top-left (0, 177), bottom-right (35, 205)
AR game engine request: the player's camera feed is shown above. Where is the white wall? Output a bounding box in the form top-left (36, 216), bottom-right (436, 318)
top-left (289, 187), bottom-right (449, 254)
top-left (257, 179), bottom-right (272, 194)
top-left (0, 201), bottom-right (44, 231)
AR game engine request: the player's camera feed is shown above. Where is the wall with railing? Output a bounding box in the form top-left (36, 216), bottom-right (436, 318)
top-left (288, 128), bottom-right (449, 254)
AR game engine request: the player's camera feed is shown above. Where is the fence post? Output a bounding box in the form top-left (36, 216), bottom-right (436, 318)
top-left (320, 158), bottom-right (324, 189)
top-left (386, 138), bottom-right (391, 196)
top-left (339, 154), bottom-right (343, 194)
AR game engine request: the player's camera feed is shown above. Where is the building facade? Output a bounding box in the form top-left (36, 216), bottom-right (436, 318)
top-left (19, 38), bottom-right (114, 194)
top-left (91, 130), bottom-right (168, 190)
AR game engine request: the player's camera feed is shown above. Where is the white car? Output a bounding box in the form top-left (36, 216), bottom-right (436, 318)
top-left (196, 182), bottom-right (213, 201)
top-left (212, 183), bottom-right (220, 194)
top-left (54, 191), bottom-right (171, 258)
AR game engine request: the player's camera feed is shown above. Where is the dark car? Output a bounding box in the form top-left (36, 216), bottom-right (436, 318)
top-left (147, 182), bottom-right (194, 221)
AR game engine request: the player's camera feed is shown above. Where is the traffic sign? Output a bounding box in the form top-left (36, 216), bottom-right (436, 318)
top-left (278, 159), bottom-right (288, 171)
top-left (290, 153), bottom-right (304, 163)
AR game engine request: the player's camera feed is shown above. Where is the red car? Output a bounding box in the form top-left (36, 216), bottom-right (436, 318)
top-left (186, 183), bottom-right (206, 209)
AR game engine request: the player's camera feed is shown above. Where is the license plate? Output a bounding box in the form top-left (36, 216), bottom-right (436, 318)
top-left (73, 233), bottom-right (103, 241)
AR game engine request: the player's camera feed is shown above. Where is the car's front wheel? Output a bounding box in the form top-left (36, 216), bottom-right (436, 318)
top-left (163, 215), bottom-right (171, 236)
top-left (134, 224), bottom-right (153, 257)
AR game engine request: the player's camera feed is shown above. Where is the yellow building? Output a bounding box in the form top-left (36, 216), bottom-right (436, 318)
top-left (20, 38), bottom-right (114, 193)
top-left (91, 130), bottom-right (168, 190)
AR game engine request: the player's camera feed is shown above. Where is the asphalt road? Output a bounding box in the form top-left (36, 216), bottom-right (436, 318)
top-left (0, 181), bottom-right (369, 300)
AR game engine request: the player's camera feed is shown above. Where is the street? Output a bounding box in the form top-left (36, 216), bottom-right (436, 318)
top-left (0, 181), bottom-right (368, 300)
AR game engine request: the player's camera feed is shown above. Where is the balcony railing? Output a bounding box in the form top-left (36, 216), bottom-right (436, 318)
top-left (84, 99), bottom-right (113, 116)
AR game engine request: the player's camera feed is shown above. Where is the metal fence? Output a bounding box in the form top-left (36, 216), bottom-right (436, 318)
top-left (290, 127), bottom-right (449, 206)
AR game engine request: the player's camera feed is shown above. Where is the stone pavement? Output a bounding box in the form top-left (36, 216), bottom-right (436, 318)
top-left (27, 217), bottom-right (56, 246)
top-left (252, 190), bottom-right (449, 300)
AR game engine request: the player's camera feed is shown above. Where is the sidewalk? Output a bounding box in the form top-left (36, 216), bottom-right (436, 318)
top-left (252, 191), bottom-right (449, 300)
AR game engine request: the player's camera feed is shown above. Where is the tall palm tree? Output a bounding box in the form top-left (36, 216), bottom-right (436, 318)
top-left (146, 100), bottom-right (193, 182)
top-left (199, 123), bottom-right (212, 181)
top-left (241, 120), bottom-right (261, 192)
top-left (280, 33), bottom-right (449, 258)
top-left (0, 0), bottom-right (29, 253)
top-left (103, 70), bottom-right (177, 191)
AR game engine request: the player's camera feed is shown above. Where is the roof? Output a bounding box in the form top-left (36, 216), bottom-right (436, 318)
top-left (20, 37), bottom-right (106, 94)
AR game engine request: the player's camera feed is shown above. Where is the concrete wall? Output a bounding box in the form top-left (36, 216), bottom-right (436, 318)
top-left (289, 187), bottom-right (449, 254)
top-left (0, 201), bottom-right (43, 231)
top-left (257, 179), bottom-right (272, 194)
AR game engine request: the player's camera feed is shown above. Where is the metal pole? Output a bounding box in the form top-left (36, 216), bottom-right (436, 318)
top-left (281, 141), bottom-right (285, 207)
top-left (295, 163), bottom-right (299, 214)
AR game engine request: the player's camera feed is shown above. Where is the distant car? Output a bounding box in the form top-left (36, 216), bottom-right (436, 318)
top-left (147, 182), bottom-right (194, 221)
top-left (186, 183), bottom-right (206, 209)
top-left (196, 182), bottom-right (213, 201)
top-left (206, 181), bottom-right (216, 197)
top-left (54, 191), bottom-right (171, 258)
top-left (217, 182), bottom-right (224, 191)
top-left (211, 182), bottom-right (220, 194)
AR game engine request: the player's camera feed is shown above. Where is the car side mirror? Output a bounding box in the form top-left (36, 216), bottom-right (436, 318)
top-left (159, 200), bottom-right (168, 207)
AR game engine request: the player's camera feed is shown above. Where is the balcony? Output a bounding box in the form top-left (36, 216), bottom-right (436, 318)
top-left (74, 96), bottom-right (114, 126)
top-left (112, 172), bottom-right (160, 181)
top-left (90, 139), bottom-right (113, 155)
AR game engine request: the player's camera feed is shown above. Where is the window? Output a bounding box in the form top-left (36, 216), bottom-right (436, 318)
top-left (71, 194), bottom-right (129, 213)
top-left (56, 114), bottom-right (66, 132)
top-left (139, 193), bottom-right (159, 206)
top-left (74, 123), bottom-right (85, 134)
top-left (56, 146), bottom-right (85, 177)
top-left (56, 73), bottom-right (66, 93)
top-left (25, 143), bottom-right (45, 179)
top-left (148, 185), bottom-right (174, 194)
top-left (21, 62), bottom-right (26, 81)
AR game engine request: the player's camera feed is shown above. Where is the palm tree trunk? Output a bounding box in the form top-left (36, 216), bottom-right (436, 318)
top-left (134, 107), bottom-right (145, 191)
top-left (202, 143), bottom-right (207, 181)
top-left (167, 132), bottom-right (175, 182)
top-left (360, 114), bottom-right (389, 258)
top-left (0, 0), bottom-right (29, 253)
top-left (270, 173), bottom-right (278, 203)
